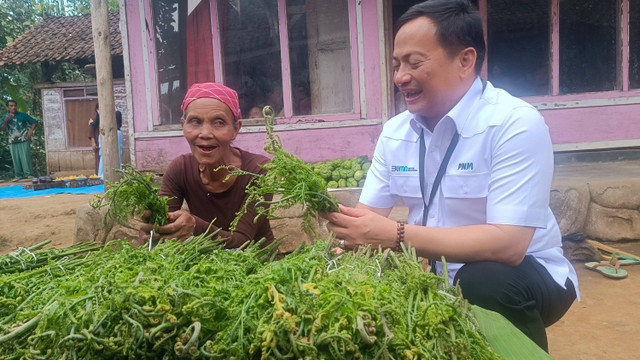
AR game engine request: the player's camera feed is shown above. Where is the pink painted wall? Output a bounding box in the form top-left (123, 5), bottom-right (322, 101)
top-left (124, 0), bottom-right (640, 172)
top-left (542, 104), bottom-right (640, 144)
top-left (142, 0), bottom-right (160, 127)
top-left (125, 0), bottom-right (150, 133)
top-left (523, 88), bottom-right (640, 144)
top-left (124, 0), bottom-right (384, 171)
top-left (361, 1), bottom-right (382, 119)
top-left (135, 125), bottom-right (381, 171)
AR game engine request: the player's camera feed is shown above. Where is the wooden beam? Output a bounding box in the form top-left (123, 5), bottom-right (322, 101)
top-left (91, 0), bottom-right (119, 182)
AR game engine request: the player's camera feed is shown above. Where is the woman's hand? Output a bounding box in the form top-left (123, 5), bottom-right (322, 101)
top-left (138, 210), bottom-right (196, 244)
top-left (322, 204), bottom-right (397, 250)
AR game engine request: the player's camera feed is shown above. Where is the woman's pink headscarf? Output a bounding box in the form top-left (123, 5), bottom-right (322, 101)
top-left (181, 82), bottom-right (242, 120)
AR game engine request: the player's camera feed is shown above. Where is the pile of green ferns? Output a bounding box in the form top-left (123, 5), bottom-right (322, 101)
top-left (0, 235), bottom-right (500, 359)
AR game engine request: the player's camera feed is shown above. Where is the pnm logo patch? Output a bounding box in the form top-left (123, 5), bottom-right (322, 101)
top-left (457, 162), bottom-right (474, 170)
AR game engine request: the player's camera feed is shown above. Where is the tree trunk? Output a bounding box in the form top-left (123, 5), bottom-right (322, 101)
top-left (90, 0), bottom-right (119, 183)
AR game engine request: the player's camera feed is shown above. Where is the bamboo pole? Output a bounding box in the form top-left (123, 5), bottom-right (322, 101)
top-left (90, 0), bottom-right (119, 183)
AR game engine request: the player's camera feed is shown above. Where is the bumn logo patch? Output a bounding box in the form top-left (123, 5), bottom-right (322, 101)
top-left (391, 165), bottom-right (417, 173)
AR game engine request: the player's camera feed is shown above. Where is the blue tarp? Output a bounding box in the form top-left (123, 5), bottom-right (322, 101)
top-left (0, 184), bottom-right (104, 199)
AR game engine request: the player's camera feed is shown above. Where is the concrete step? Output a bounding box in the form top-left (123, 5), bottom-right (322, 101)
top-left (553, 160), bottom-right (640, 182)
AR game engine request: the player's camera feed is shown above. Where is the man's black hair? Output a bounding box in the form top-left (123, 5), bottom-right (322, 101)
top-left (6, 100), bottom-right (17, 107)
top-left (396, 0), bottom-right (486, 75)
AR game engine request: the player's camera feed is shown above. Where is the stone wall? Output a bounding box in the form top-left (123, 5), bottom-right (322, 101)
top-left (74, 204), bottom-right (140, 245)
top-left (74, 189), bottom-right (374, 250)
top-left (551, 178), bottom-right (640, 242)
top-left (74, 188), bottom-right (405, 251)
top-left (75, 180), bottom-right (640, 249)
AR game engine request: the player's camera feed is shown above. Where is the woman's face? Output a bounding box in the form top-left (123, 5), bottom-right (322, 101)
top-left (181, 98), bottom-right (242, 166)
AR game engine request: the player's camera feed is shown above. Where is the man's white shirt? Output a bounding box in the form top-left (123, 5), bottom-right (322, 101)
top-left (360, 77), bottom-right (579, 298)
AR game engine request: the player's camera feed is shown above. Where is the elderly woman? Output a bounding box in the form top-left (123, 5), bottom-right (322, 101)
top-left (140, 83), bottom-right (273, 248)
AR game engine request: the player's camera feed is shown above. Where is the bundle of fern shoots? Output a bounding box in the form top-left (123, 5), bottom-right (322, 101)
top-left (225, 106), bottom-right (339, 235)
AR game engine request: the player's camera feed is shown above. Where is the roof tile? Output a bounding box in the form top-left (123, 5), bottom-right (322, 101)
top-left (0, 13), bottom-right (122, 66)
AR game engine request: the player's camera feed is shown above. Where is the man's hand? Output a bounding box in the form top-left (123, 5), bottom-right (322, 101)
top-left (91, 139), bottom-right (98, 151)
top-left (138, 210), bottom-right (196, 244)
top-left (1, 114), bottom-right (11, 131)
top-left (321, 204), bottom-right (397, 251)
top-left (25, 123), bottom-right (36, 140)
top-left (89, 118), bottom-right (94, 126)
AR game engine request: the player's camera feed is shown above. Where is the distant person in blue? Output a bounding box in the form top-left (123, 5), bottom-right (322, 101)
top-left (1, 100), bottom-right (37, 181)
top-left (97, 110), bottom-right (123, 178)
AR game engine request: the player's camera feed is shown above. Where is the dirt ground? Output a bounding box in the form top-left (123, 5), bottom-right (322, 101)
top-left (1, 190), bottom-right (639, 359)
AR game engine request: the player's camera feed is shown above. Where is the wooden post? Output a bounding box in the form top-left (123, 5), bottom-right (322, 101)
top-left (90, 0), bottom-right (119, 183)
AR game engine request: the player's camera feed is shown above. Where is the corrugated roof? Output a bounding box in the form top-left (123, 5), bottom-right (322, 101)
top-left (0, 12), bottom-right (122, 66)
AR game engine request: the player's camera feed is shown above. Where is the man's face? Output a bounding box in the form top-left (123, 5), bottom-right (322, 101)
top-left (7, 102), bottom-right (17, 114)
top-left (392, 17), bottom-right (466, 122)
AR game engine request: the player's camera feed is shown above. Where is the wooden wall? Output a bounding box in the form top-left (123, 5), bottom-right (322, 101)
top-left (40, 81), bottom-right (130, 175)
top-left (47, 150), bottom-right (95, 173)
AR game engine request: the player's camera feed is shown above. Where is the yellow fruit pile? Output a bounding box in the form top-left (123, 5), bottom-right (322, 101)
top-left (54, 174), bottom-right (88, 181)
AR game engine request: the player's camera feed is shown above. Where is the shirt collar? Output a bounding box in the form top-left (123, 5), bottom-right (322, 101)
top-left (409, 114), bottom-right (424, 135)
top-left (446, 76), bottom-right (483, 134)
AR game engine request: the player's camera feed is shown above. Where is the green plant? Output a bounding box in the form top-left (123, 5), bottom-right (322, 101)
top-left (0, 238), bottom-right (501, 359)
top-left (90, 164), bottom-right (170, 228)
top-left (222, 106), bottom-right (339, 235)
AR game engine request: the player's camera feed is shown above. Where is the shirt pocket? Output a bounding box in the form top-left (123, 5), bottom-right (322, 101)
top-left (389, 174), bottom-right (422, 198)
top-left (442, 172), bottom-right (490, 199)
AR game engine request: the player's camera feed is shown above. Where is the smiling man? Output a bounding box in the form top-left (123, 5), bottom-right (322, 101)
top-left (323, 0), bottom-right (577, 352)
top-left (1, 100), bottom-right (37, 181)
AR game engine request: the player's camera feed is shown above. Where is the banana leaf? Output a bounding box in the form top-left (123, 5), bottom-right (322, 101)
top-left (472, 305), bottom-right (553, 360)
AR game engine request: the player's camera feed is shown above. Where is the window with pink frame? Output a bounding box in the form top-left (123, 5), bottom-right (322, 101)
top-left (151, 0), bottom-right (357, 126)
top-left (486, 0), bottom-right (640, 97)
top-left (219, 0), bottom-right (354, 119)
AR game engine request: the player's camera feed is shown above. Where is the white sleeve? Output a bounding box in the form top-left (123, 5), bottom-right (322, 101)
top-left (359, 136), bottom-right (398, 209)
top-left (486, 107), bottom-right (552, 228)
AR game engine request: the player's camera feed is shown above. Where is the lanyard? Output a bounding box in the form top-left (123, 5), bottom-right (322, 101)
top-left (418, 130), bottom-right (458, 226)
top-left (418, 79), bottom-right (487, 273)
top-left (418, 79), bottom-right (487, 226)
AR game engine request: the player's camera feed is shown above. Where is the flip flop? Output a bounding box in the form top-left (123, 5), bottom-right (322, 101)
top-left (584, 261), bottom-right (628, 280)
top-left (610, 253), bottom-right (640, 266)
top-left (588, 240), bottom-right (640, 264)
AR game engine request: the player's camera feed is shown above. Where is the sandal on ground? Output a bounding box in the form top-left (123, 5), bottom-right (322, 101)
top-left (584, 260), bottom-right (628, 279)
top-left (609, 252), bottom-right (640, 266)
